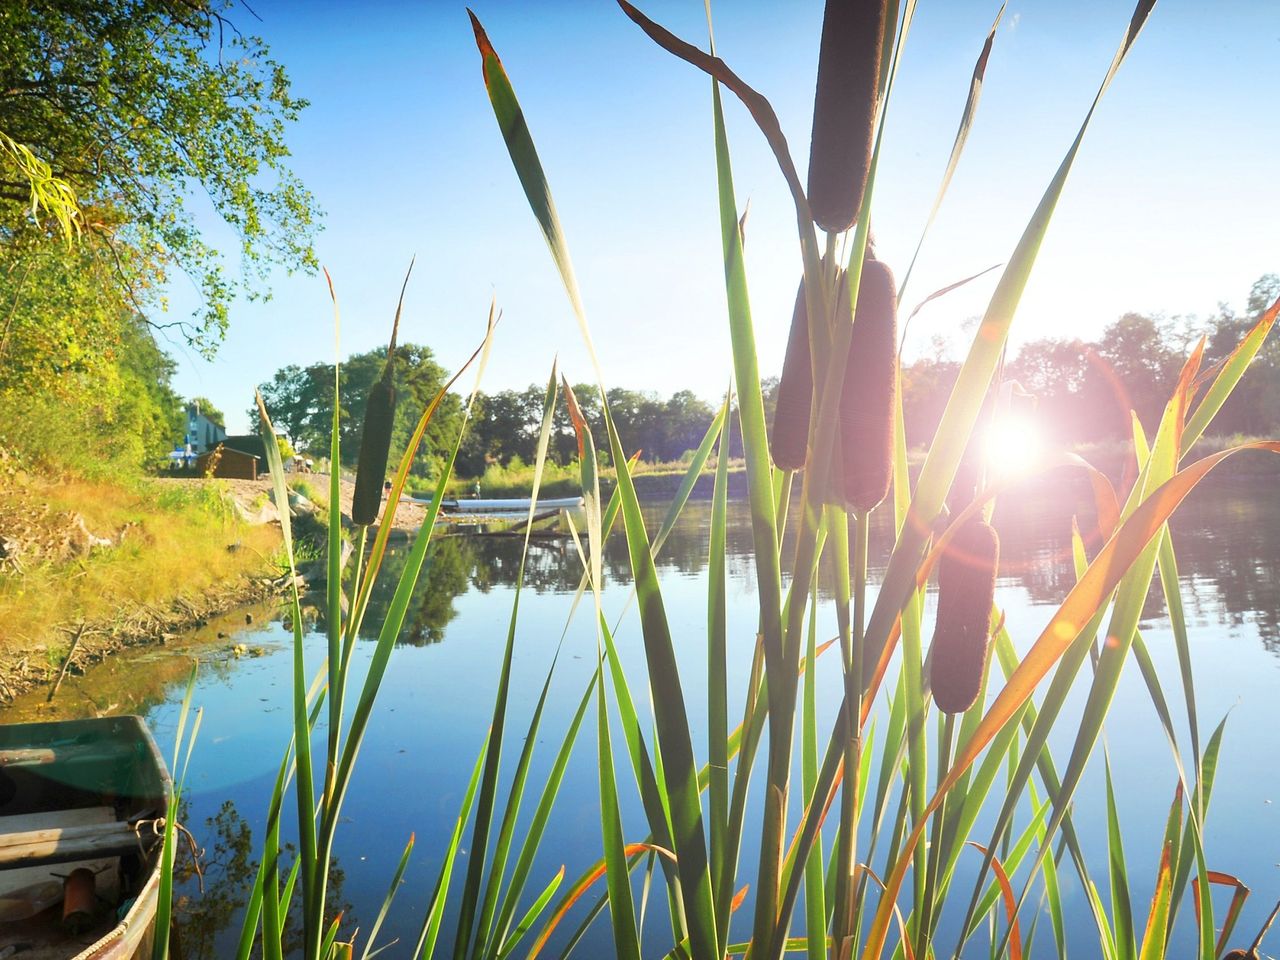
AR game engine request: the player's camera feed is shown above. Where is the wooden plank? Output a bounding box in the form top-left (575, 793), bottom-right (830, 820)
top-left (0, 807), bottom-right (120, 904)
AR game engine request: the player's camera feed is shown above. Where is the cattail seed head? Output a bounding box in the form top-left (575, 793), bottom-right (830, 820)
top-left (839, 257), bottom-right (896, 513)
top-left (771, 278), bottom-right (813, 471)
top-left (929, 519), bottom-right (1000, 714)
top-left (352, 364), bottom-right (397, 527)
top-left (807, 0), bottom-right (890, 233)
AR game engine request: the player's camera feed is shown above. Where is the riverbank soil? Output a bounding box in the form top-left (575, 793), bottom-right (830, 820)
top-left (0, 469), bottom-right (284, 702)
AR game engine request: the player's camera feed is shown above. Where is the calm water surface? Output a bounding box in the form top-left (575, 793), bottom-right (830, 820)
top-left (7, 475), bottom-right (1278, 957)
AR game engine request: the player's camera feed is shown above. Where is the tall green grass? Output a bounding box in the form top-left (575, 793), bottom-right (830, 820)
top-left (207, 3), bottom-right (1280, 960)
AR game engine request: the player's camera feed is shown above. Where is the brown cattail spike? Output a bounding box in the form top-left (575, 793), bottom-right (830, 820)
top-left (770, 278), bottom-right (813, 471)
top-left (839, 257), bottom-right (896, 513)
top-left (807, 0), bottom-right (890, 233)
top-left (352, 363), bottom-right (396, 527)
top-left (929, 519), bottom-right (1000, 714)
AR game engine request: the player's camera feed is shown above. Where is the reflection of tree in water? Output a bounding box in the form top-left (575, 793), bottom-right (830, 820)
top-left (990, 476), bottom-right (1280, 651)
top-left (172, 798), bottom-right (352, 959)
top-left (316, 476), bottom-right (1280, 654)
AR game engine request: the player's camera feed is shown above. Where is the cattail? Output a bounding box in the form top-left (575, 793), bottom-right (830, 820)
top-left (807, 0), bottom-right (890, 233)
top-left (351, 361), bottom-right (396, 526)
top-left (929, 519), bottom-right (1000, 714)
top-left (352, 259), bottom-right (412, 527)
top-left (770, 278), bottom-right (813, 471)
top-left (838, 257), bottom-right (896, 513)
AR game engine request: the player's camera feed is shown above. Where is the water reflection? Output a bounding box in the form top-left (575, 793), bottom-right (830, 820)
top-left (338, 476), bottom-right (1280, 653)
top-left (172, 797), bottom-right (352, 959)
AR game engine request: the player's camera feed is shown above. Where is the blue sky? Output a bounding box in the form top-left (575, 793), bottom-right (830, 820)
top-left (168, 1), bottom-right (1280, 433)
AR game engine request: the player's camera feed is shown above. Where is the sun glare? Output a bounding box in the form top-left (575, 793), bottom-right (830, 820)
top-left (983, 412), bottom-right (1044, 478)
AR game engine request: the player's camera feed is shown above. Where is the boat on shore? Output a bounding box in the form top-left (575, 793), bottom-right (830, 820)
top-left (0, 716), bottom-right (171, 959)
top-left (437, 496), bottom-right (584, 514)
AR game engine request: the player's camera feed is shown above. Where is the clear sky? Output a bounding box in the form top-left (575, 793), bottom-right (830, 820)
top-left (167, 0), bottom-right (1280, 433)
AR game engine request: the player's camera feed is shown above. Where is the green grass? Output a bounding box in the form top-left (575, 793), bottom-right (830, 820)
top-left (0, 472), bottom-right (280, 653)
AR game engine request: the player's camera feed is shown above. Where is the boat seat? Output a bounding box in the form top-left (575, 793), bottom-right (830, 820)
top-left (0, 807), bottom-right (142, 874)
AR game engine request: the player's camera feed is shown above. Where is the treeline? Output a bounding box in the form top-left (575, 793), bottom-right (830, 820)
top-left (903, 274), bottom-right (1279, 447)
top-left (255, 273), bottom-right (1278, 483)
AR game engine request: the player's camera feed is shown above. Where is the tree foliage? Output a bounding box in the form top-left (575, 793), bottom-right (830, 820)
top-left (256, 344), bottom-right (464, 476)
top-left (0, 0), bottom-right (320, 350)
top-left (0, 233), bottom-right (182, 473)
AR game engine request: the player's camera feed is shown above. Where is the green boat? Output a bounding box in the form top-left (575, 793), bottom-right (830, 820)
top-left (0, 716), bottom-right (171, 959)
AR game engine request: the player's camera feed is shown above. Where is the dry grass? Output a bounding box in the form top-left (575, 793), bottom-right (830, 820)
top-left (0, 473), bottom-right (281, 654)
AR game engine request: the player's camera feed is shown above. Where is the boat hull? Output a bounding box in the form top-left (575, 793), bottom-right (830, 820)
top-left (0, 716), bottom-right (171, 960)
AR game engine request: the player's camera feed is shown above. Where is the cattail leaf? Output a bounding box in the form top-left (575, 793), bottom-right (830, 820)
top-left (617, 0), bottom-right (810, 221)
top-left (857, 0), bottom-right (1161, 696)
top-left (1137, 842), bottom-right (1175, 960)
top-left (1183, 292), bottom-right (1278, 453)
top-left (898, 4), bottom-right (1005, 299)
top-left (410, 733), bottom-right (490, 960)
top-left (862, 439), bottom-right (1280, 960)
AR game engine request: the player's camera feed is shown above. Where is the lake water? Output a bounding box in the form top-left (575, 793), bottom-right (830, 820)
top-left (6, 475), bottom-right (1278, 957)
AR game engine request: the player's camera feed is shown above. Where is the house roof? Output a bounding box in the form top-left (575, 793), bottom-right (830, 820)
top-left (220, 435), bottom-right (267, 461)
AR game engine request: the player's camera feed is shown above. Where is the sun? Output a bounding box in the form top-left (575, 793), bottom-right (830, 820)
top-left (983, 411), bottom-right (1044, 478)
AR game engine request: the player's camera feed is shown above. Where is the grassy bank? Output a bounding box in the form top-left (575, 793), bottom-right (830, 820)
top-left (0, 468), bottom-right (282, 682)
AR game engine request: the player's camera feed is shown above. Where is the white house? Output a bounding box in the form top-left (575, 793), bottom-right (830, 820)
top-left (184, 402), bottom-right (226, 455)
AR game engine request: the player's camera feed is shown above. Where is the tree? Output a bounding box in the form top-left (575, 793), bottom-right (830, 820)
top-left (0, 230), bottom-right (181, 472)
top-left (256, 344), bottom-right (465, 474)
top-left (189, 396), bottom-right (225, 427)
top-left (1, 0), bottom-right (320, 350)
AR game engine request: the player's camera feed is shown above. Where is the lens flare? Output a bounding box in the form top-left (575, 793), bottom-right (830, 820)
top-left (983, 413), bottom-right (1043, 477)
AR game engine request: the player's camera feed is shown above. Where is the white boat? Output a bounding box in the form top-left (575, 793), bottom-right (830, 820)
top-left (438, 496), bottom-right (584, 514)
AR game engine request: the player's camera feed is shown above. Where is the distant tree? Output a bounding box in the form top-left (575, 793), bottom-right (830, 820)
top-left (1202, 273), bottom-right (1280, 437)
top-left (256, 344), bottom-right (464, 472)
top-left (190, 397), bottom-right (225, 427)
top-left (900, 356), bottom-right (961, 447)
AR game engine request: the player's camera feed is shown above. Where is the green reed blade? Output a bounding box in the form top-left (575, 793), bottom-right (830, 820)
top-left (897, 2), bottom-right (1005, 302)
top-left (256, 387), bottom-right (321, 955)
top-left (413, 733), bottom-right (489, 960)
top-left (496, 867), bottom-right (565, 960)
top-left (469, 365), bottom-right (563, 960)
top-left (491, 675), bottom-right (597, 959)
top-left (598, 611), bottom-right (686, 941)
top-left (802, 588), bottom-right (825, 960)
top-left (602, 403), bottom-right (719, 960)
top-left (153, 666), bottom-right (198, 960)
top-left (1156, 532), bottom-right (1199, 772)
top-left (1183, 295), bottom-right (1278, 453)
top-left (708, 390), bottom-right (732, 936)
top-left (1168, 716), bottom-right (1226, 935)
top-left (1104, 753), bottom-right (1137, 960)
top-left (325, 275), bottom-right (344, 808)
top-left (320, 911), bottom-right (343, 959)
top-left (596, 658), bottom-right (644, 960)
top-left (1136, 841), bottom-right (1175, 960)
top-left (237, 673), bottom-right (325, 960)
top-left (963, 797), bottom-right (1049, 939)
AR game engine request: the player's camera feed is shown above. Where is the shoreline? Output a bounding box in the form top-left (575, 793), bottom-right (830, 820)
top-left (0, 574), bottom-right (283, 707)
